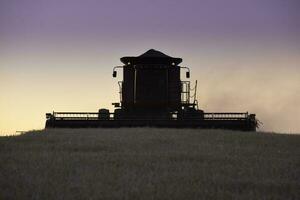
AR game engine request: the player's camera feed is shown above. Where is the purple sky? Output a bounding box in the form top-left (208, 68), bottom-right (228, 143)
top-left (1, 0), bottom-right (299, 43)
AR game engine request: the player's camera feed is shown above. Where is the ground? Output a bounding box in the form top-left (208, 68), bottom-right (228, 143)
top-left (0, 128), bottom-right (299, 200)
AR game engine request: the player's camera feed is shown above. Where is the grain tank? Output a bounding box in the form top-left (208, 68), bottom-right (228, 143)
top-left (113, 49), bottom-right (188, 119)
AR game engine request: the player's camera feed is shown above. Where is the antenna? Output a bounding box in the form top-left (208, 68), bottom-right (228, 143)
top-left (189, 80), bottom-right (198, 109)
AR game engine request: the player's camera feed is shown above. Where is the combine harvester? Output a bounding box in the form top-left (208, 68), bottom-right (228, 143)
top-left (46, 49), bottom-right (258, 131)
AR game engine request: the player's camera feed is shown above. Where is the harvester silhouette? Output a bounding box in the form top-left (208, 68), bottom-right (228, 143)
top-left (46, 49), bottom-right (257, 131)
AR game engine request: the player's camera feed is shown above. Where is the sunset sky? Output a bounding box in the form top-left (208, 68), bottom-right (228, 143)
top-left (1, 0), bottom-right (300, 135)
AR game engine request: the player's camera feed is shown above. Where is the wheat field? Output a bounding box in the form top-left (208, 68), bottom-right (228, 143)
top-left (0, 128), bottom-right (299, 200)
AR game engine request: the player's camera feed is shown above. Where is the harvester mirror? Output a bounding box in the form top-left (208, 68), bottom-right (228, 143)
top-left (113, 71), bottom-right (117, 77)
top-left (186, 71), bottom-right (190, 78)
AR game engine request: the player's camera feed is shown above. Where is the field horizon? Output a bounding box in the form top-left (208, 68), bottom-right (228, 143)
top-left (1, 127), bottom-right (300, 137)
top-left (0, 128), bottom-right (299, 199)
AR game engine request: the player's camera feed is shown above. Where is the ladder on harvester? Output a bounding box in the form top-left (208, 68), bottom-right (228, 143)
top-left (181, 80), bottom-right (198, 109)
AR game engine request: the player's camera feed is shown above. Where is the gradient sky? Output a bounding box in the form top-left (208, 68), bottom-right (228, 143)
top-left (1, 0), bottom-right (300, 135)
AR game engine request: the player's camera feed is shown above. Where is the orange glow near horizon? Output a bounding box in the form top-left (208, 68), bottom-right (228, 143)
top-left (1, 41), bottom-right (300, 135)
